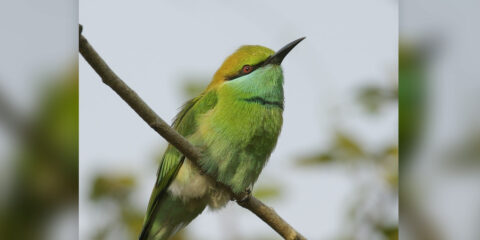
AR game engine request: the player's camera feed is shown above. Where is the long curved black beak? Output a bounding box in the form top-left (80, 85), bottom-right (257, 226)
top-left (263, 37), bottom-right (305, 66)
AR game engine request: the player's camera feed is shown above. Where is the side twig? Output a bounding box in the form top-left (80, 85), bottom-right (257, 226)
top-left (79, 25), bottom-right (306, 240)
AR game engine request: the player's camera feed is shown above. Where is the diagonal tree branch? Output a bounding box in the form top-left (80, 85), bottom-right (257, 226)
top-left (79, 25), bottom-right (306, 240)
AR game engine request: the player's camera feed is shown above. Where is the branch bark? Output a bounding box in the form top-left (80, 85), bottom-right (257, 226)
top-left (79, 25), bottom-right (307, 240)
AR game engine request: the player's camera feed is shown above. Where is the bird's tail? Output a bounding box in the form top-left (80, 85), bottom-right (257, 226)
top-left (139, 192), bottom-right (206, 240)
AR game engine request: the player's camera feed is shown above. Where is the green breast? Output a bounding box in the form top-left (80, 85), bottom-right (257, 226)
top-left (191, 96), bottom-right (283, 194)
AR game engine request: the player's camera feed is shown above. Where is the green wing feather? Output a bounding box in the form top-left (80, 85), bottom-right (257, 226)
top-left (140, 90), bottom-right (217, 239)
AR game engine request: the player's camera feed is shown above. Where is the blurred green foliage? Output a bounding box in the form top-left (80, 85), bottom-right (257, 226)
top-left (357, 85), bottom-right (398, 114)
top-left (90, 174), bottom-right (145, 240)
top-left (399, 43), bottom-right (427, 170)
top-left (88, 172), bottom-right (189, 240)
top-left (398, 42), bottom-right (446, 240)
top-left (253, 184), bottom-right (283, 201)
top-left (297, 132), bottom-right (366, 165)
top-left (0, 66), bottom-right (78, 240)
top-left (379, 226), bottom-right (398, 240)
top-left (91, 175), bottom-right (136, 201)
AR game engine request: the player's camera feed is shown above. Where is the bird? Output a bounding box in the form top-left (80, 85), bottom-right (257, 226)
top-left (139, 37), bottom-right (305, 240)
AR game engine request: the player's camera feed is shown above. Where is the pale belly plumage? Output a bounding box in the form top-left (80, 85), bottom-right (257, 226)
top-left (168, 159), bottom-right (231, 209)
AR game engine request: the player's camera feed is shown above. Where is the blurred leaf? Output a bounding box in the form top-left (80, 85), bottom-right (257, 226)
top-left (253, 184), bottom-right (283, 201)
top-left (90, 174), bottom-right (136, 201)
top-left (296, 152), bottom-right (334, 166)
top-left (121, 207), bottom-right (144, 239)
top-left (89, 172), bottom-right (147, 239)
top-left (357, 84), bottom-right (397, 114)
top-left (399, 43), bottom-right (427, 169)
top-left (335, 132), bottom-right (364, 157)
top-left (379, 145), bottom-right (399, 189)
top-left (297, 132), bottom-right (365, 166)
top-left (379, 226), bottom-right (398, 240)
top-left (381, 145), bottom-right (398, 159)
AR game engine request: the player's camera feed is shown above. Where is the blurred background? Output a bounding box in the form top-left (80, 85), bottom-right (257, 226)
top-left (79, 1), bottom-right (397, 240)
top-left (0, 0), bottom-right (78, 240)
top-left (400, 1), bottom-right (480, 240)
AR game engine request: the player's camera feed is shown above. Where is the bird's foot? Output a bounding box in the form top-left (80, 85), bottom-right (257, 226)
top-left (237, 187), bottom-right (252, 203)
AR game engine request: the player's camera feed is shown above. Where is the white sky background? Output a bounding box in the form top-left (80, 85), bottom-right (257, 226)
top-left (80, 1), bottom-right (398, 240)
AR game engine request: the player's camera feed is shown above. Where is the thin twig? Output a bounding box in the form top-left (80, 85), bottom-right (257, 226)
top-left (79, 25), bottom-right (306, 240)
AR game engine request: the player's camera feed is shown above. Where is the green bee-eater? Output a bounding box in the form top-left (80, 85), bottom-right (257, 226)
top-left (140, 37), bottom-right (305, 240)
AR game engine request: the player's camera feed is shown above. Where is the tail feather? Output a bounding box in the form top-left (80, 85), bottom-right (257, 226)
top-left (139, 192), bottom-right (206, 240)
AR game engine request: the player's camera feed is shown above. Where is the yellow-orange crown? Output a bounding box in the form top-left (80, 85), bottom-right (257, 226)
top-left (207, 45), bottom-right (274, 90)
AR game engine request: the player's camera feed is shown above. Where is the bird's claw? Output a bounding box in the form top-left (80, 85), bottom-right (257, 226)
top-left (237, 187), bottom-right (252, 203)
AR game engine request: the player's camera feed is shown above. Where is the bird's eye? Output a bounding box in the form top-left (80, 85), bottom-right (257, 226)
top-left (242, 65), bottom-right (253, 74)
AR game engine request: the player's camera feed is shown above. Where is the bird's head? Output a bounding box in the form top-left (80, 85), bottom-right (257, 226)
top-left (206, 38), bottom-right (305, 103)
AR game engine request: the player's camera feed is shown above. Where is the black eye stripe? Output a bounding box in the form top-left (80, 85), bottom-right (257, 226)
top-left (225, 60), bottom-right (267, 81)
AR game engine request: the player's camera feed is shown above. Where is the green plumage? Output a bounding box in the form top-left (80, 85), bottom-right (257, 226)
top-left (140, 90), bottom-right (218, 240)
top-left (139, 43), bottom-right (295, 240)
